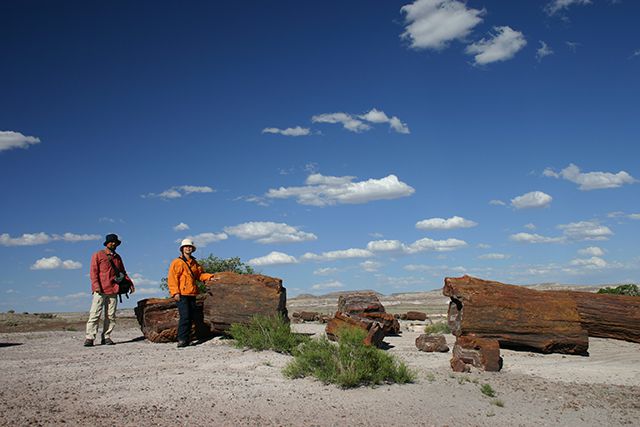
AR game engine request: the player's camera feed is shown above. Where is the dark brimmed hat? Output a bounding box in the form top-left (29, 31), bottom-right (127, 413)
top-left (103, 234), bottom-right (121, 246)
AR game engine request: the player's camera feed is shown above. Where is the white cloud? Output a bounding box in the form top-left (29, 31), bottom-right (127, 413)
top-left (266, 173), bottom-right (415, 206)
top-left (510, 191), bottom-right (553, 209)
top-left (128, 273), bottom-right (160, 286)
top-left (311, 108), bottom-right (410, 134)
top-left (262, 126), bottom-right (311, 137)
top-left (416, 215), bottom-right (477, 230)
top-left (248, 251), bottom-right (298, 266)
top-left (311, 280), bottom-right (344, 291)
top-left (578, 246), bottom-right (605, 257)
top-left (311, 112), bottom-right (370, 133)
top-left (544, 0), bottom-right (591, 16)
top-left (53, 233), bottom-right (101, 242)
top-left (173, 222), bottom-right (190, 231)
top-left (404, 237), bottom-right (467, 253)
top-left (489, 199), bottom-right (506, 206)
top-left (313, 267), bottom-right (339, 276)
top-left (360, 260), bottom-right (381, 272)
top-left (224, 221), bottom-right (316, 244)
top-left (465, 26), bottom-right (527, 66)
top-left (630, 49), bottom-right (640, 59)
top-left (536, 41), bottom-right (554, 62)
top-left (478, 253), bottom-right (510, 260)
top-left (178, 232), bottom-right (228, 248)
top-left (400, 0), bottom-right (485, 50)
top-left (31, 256), bottom-right (82, 270)
top-left (0, 131), bottom-right (41, 152)
top-left (38, 292), bottom-right (89, 303)
top-left (301, 248), bottom-right (374, 262)
top-left (570, 256), bottom-right (607, 269)
top-left (558, 221), bottom-right (613, 241)
top-left (544, 163), bottom-right (636, 190)
top-left (143, 185), bottom-right (215, 199)
top-left (510, 232), bottom-right (564, 244)
top-left (1, 232), bottom-right (52, 246)
top-left (629, 214), bottom-right (640, 220)
top-left (367, 239), bottom-right (405, 252)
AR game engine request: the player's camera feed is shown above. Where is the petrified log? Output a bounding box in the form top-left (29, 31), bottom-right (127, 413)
top-left (450, 335), bottom-right (502, 372)
top-left (325, 312), bottom-right (385, 347)
top-left (337, 291), bottom-right (385, 314)
top-left (297, 311), bottom-right (320, 322)
top-left (444, 275), bottom-right (589, 355)
top-left (361, 312), bottom-right (401, 335)
top-left (134, 295), bottom-right (212, 343)
top-left (406, 311), bottom-right (427, 321)
top-left (415, 334), bottom-right (449, 353)
top-left (557, 291), bottom-right (640, 343)
top-left (202, 272), bottom-right (288, 333)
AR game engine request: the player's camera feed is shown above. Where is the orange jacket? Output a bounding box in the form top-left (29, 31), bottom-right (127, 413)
top-left (167, 256), bottom-right (213, 297)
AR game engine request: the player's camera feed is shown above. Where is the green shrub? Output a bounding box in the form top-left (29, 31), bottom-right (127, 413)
top-left (283, 327), bottom-right (416, 388)
top-left (480, 383), bottom-right (496, 397)
top-left (424, 321), bottom-right (451, 335)
top-left (229, 314), bottom-right (308, 354)
top-left (597, 284), bottom-right (639, 296)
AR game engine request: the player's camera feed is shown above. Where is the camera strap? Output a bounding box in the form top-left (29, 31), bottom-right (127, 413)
top-left (179, 256), bottom-right (198, 281)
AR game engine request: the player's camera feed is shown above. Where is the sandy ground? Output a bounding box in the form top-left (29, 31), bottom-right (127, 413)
top-left (1, 321), bottom-right (639, 427)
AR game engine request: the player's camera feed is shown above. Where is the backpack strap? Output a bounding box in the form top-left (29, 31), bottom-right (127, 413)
top-left (179, 256), bottom-right (198, 282)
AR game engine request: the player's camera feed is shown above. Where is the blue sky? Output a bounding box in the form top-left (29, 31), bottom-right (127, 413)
top-left (1, 0), bottom-right (639, 313)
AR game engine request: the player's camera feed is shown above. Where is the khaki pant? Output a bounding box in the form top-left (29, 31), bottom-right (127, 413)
top-left (85, 293), bottom-right (118, 340)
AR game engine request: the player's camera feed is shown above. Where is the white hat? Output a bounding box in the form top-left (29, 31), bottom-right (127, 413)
top-left (180, 238), bottom-right (196, 252)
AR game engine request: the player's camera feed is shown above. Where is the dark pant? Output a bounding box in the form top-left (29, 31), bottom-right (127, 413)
top-left (177, 295), bottom-right (197, 343)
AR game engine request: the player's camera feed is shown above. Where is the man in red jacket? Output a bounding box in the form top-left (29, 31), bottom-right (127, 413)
top-left (84, 234), bottom-right (135, 347)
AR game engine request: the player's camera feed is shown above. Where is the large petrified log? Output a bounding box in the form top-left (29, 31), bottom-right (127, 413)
top-left (444, 275), bottom-right (589, 355)
top-left (325, 312), bottom-right (385, 347)
top-left (202, 272), bottom-right (288, 333)
top-left (415, 334), bottom-right (449, 353)
top-left (134, 295), bottom-right (212, 343)
top-left (557, 290), bottom-right (640, 343)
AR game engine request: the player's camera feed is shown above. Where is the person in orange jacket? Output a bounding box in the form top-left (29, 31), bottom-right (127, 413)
top-left (167, 239), bottom-right (214, 347)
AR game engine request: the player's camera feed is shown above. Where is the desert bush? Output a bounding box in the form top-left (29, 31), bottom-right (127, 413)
top-left (229, 314), bottom-right (308, 354)
top-left (283, 327), bottom-right (416, 388)
top-left (424, 321), bottom-right (451, 335)
top-left (597, 284), bottom-right (639, 296)
top-left (480, 383), bottom-right (496, 397)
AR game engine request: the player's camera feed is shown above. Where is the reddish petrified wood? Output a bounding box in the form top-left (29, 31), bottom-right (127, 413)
top-left (202, 272), bottom-right (288, 333)
top-left (443, 275), bottom-right (589, 355)
top-left (415, 334), bottom-right (449, 353)
top-left (134, 295), bottom-right (211, 343)
top-left (450, 335), bottom-right (502, 372)
top-left (361, 312), bottom-right (401, 335)
top-left (337, 292), bottom-right (385, 314)
top-left (556, 291), bottom-right (640, 343)
top-left (406, 311), bottom-right (427, 321)
top-left (325, 312), bottom-right (385, 347)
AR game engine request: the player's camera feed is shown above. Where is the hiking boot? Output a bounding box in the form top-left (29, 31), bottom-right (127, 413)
top-left (83, 339), bottom-right (94, 347)
top-left (101, 338), bottom-right (115, 345)
top-left (177, 341), bottom-right (189, 348)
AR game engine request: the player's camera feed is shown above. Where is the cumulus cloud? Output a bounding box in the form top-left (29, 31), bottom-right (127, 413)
top-left (578, 246), bottom-right (604, 257)
top-left (311, 280), bottom-right (344, 291)
top-left (570, 256), bottom-right (607, 269)
top-left (360, 260), bottom-right (382, 272)
top-left (367, 240), bottom-right (405, 252)
top-left (173, 222), bottom-right (190, 231)
top-left (404, 237), bottom-right (467, 253)
top-left (544, 164), bottom-right (636, 190)
top-left (400, 0), bottom-right (485, 50)
top-left (416, 215), bottom-right (477, 230)
top-left (510, 191), bottom-right (552, 209)
top-left (0, 131), bottom-right (41, 152)
top-left (31, 256), bottom-right (82, 270)
top-left (558, 221), bottom-right (612, 241)
top-left (248, 251), bottom-right (298, 266)
top-left (313, 267), bottom-right (339, 276)
top-left (0, 232), bottom-right (100, 246)
top-left (178, 232), bottom-right (228, 248)
top-left (509, 232), bottom-right (564, 244)
top-left (143, 185), bottom-right (215, 199)
top-left (129, 273), bottom-right (160, 286)
top-left (465, 26), bottom-right (527, 65)
top-left (312, 108), bottom-right (410, 134)
top-left (536, 41), bottom-right (554, 62)
top-left (266, 173), bottom-right (415, 206)
top-left (629, 213), bottom-right (640, 220)
top-left (478, 253), bottom-right (510, 260)
top-left (544, 0), bottom-right (591, 16)
top-left (301, 248), bottom-right (374, 262)
top-left (489, 199), bottom-right (506, 206)
top-left (262, 126), bottom-right (311, 137)
top-left (224, 221), bottom-right (317, 244)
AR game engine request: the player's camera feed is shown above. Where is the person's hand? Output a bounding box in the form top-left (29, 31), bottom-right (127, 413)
top-left (173, 294), bottom-right (180, 301)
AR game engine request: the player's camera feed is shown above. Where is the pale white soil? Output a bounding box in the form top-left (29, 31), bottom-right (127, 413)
top-left (1, 322), bottom-right (639, 426)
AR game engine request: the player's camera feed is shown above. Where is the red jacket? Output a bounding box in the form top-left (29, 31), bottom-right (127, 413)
top-left (90, 249), bottom-right (134, 295)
